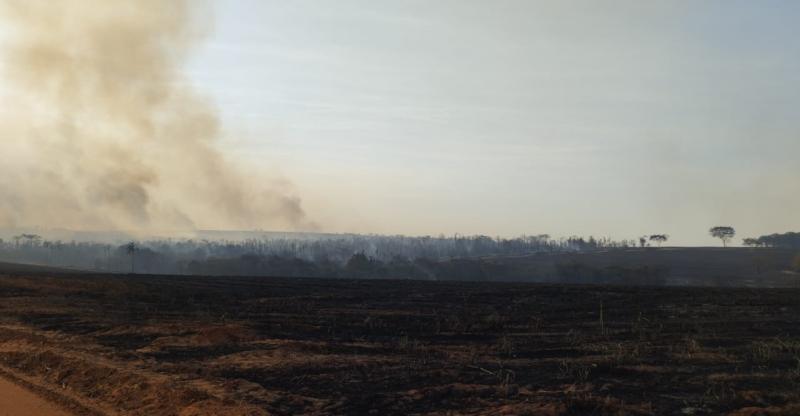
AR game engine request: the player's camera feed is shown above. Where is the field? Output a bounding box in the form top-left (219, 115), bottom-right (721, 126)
top-left (468, 248), bottom-right (799, 286)
top-left (0, 266), bottom-right (799, 415)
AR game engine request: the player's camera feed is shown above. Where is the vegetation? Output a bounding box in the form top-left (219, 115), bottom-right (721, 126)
top-left (743, 232), bottom-right (800, 248)
top-left (743, 238), bottom-right (760, 247)
top-left (1, 232), bottom-right (799, 286)
top-left (125, 242), bottom-right (137, 273)
top-left (649, 234), bottom-right (668, 247)
top-left (0, 232), bottom-right (636, 276)
top-left (709, 226), bottom-right (735, 247)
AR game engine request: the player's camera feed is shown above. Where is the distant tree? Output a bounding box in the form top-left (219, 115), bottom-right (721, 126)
top-left (639, 236), bottom-right (647, 248)
top-left (649, 234), bottom-right (668, 247)
top-left (747, 232), bottom-right (800, 249)
top-left (12, 234), bottom-right (41, 248)
top-left (345, 253), bottom-right (380, 277)
top-left (23, 234), bottom-right (41, 246)
top-left (125, 242), bottom-right (137, 273)
top-left (742, 238), bottom-right (761, 247)
top-left (709, 226), bottom-right (736, 248)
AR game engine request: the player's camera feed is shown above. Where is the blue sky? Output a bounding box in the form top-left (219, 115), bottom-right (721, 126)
top-left (4, 1), bottom-right (798, 244)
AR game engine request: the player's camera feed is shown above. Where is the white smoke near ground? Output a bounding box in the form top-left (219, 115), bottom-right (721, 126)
top-left (0, 0), bottom-right (316, 234)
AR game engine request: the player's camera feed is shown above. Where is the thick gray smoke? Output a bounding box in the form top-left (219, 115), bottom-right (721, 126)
top-left (0, 0), bottom-right (315, 233)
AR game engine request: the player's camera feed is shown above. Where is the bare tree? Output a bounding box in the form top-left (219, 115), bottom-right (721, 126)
top-left (709, 226), bottom-right (735, 248)
top-left (649, 234), bottom-right (668, 247)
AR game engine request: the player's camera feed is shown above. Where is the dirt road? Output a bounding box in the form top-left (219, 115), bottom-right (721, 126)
top-left (0, 377), bottom-right (70, 416)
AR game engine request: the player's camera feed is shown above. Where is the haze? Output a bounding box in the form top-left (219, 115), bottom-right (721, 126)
top-left (3, 1), bottom-right (799, 245)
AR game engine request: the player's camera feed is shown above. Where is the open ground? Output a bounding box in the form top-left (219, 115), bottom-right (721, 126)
top-left (0, 260), bottom-right (799, 415)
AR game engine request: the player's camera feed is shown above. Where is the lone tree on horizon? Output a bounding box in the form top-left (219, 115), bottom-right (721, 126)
top-left (709, 226), bottom-right (735, 247)
top-left (649, 234), bottom-right (668, 247)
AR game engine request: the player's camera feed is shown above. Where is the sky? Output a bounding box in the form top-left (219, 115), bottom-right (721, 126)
top-left (4, 1), bottom-right (800, 245)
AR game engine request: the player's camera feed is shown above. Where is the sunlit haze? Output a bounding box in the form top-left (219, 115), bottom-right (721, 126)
top-left (2, 1), bottom-right (799, 245)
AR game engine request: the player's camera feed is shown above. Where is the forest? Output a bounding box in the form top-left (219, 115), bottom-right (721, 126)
top-left (0, 232), bottom-right (632, 277)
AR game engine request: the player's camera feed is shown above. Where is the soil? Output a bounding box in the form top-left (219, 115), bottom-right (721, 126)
top-left (0, 267), bottom-right (799, 415)
top-left (0, 376), bottom-right (70, 416)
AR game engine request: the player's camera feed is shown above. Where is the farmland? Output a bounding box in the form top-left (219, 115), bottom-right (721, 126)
top-left (0, 264), bottom-right (799, 415)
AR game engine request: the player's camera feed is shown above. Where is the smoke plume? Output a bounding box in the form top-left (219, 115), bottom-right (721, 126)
top-left (0, 0), bottom-right (315, 233)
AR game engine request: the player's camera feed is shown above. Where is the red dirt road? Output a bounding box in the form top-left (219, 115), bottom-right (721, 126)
top-left (0, 377), bottom-right (70, 416)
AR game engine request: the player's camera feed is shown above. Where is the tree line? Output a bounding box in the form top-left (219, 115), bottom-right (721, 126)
top-left (0, 232), bottom-right (635, 275)
top-left (743, 232), bottom-right (800, 249)
top-left (2, 227), bottom-right (793, 278)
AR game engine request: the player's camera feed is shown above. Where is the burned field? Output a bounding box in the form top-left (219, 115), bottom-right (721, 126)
top-left (0, 271), bottom-right (799, 415)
